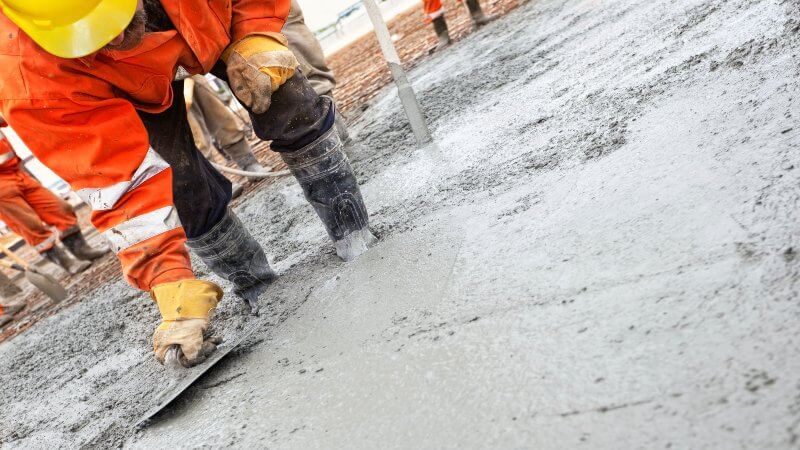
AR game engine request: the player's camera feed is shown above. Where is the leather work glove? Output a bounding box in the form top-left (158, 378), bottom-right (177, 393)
top-left (223, 32), bottom-right (298, 114)
top-left (151, 279), bottom-right (224, 368)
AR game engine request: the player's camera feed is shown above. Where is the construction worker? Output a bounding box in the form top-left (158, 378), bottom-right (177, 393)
top-left (424, 0), bottom-right (497, 51)
top-left (0, 0), bottom-right (375, 368)
top-left (0, 300), bottom-right (24, 328)
top-left (0, 121), bottom-right (109, 274)
top-left (283, 0), bottom-right (336, 100)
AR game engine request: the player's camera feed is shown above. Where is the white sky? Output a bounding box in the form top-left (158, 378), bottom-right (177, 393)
top-left (298, 0), bottom-right (362, 30)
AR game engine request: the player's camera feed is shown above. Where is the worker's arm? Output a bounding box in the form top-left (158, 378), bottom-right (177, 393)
top-left (3, 97), bottom-right (194, 290)
top-left (230, 0), bottom-right (292, 43)
top-left (223, 0), bottom-right (298, 113)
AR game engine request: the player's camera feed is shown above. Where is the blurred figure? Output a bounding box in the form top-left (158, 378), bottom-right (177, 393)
top-left (0, 271), bottom-right (23, 328)
top-left (185, 74), bottom-right (266, 175)
top-left (185, 74), bottom-right (268, 198)
top-left (424, 0), bottom-right (497, 52)
top-left (282, 0), bottom-right (350, 141)
top-left (0, 299), bottom-right (24, 327)
top-left (282, 0), bottom-right (336, 97)
top-left (0, 122), bottom-right (109, 274)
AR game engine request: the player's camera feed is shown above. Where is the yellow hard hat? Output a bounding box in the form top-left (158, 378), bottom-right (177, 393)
top-left (0, 0), bottom-right (137, 58)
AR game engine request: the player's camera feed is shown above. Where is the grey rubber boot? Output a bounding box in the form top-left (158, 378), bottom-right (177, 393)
top-left (281, 125), bottom-right (376, 261)
top-left (431, 16), bottom-right (452, 52)
top-left (43, 245), bottom-right (91, 275)
top-left (231, 145), bottom-right (267, 174)
top-left (185, 209), bottom-right (276, 315)
top-left (231, 182), bottom-right (245, 199)
top-left (465, 0), bottom-right (497, 26)
top-left (0, 299), bottom-right (24, 326)
top-left (334, 109), bottom-right (352, 146)
top-left (61, 231), bottom-right (110, 261)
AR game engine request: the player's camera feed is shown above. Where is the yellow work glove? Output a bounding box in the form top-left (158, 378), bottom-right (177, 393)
top-left (151, 280), bottom-right (223, 368)
top-left (223, 32), bottom-right (298, 114)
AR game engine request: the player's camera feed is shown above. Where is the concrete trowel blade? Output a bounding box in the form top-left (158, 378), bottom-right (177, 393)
top-left (135, 318), bottom-right (260, 429)
top-left (26, 270), bottom-right (67, 302)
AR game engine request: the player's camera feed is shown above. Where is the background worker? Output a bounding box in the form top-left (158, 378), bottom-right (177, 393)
top-left (185, 74), bottom-right (265, 198)
top-left (185, 74), bottom-right (267, 175)
top-left (0, 0), bottom-right (375, 368)
top-left (424, 0), bottom-right (497, 51)
top-left (0, 121), bottom-right (109, 274)
top-left (0, 300), bottom-right (24, 327)
top-left (282, 0), bottom-right (351, 141)
top-left (0, 271), bottom-right (24, 327)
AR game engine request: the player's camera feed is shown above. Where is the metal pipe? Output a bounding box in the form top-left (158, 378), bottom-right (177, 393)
top-left (362, 0), bottom-right (433, 146)
top-left (211, 162), bottom-right (290, 178)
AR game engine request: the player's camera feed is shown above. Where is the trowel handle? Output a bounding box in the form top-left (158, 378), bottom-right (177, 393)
top-left (0, 243), bottom-right (28, 267)
top-left (0, 258), bottom-right (25, 272)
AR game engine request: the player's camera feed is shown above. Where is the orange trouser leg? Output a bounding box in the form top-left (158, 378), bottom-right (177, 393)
top-left (18, 171), bottom-right (78, 236)
top-left (0, 174), bottom-right (59, 252)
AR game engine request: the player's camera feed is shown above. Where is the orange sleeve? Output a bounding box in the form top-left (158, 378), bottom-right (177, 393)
top-left (2, 97), bottom-right (194, 290)
top-left (230, 0), bottom-right (292, 42)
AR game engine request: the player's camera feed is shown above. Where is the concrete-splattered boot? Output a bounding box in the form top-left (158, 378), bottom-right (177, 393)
top-left (431, 16), bottom-right (452, 52)
top-left (186, 209), bottom-right (276, 315)
top-left (465, 0), bottom-right (497, 26)
top-left (334, 109), bottom-right (352, 146)
top-left (231, 182), bottom-right (245, 199)
top-left (43, 245), bottom-right (91, 275)
top-left (61, 231), bottom-right (110, 261)
top-left (231, 143), bottom-right (267, 174)
top-left (0, 300), bottom-right (25, 327)
top-left (281, 126), bottom-right (376, 261)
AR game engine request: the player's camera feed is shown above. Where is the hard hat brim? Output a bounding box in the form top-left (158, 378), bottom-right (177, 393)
top-left (5, 0), bottom-right (138, 59)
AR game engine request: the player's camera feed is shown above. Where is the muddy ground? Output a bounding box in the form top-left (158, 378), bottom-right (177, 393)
top-left (2, 0), bottom-right (799, 447)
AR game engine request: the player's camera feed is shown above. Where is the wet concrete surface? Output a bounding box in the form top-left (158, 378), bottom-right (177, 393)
top-left (2, 0), bottom-right (799, 447)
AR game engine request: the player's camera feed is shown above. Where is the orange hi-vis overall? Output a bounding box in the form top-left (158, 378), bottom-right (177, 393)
top-left (0, 0), bottom-right (291, 290)
top-left (423, 0), bottom-right (446, 20)
top-left (0, 131), bottom-right (78, 252)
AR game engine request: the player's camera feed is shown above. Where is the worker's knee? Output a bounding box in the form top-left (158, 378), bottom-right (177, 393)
top-left (249, 72), bottom-right (334, 152)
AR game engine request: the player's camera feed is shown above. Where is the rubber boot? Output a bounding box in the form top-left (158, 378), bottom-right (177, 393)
top-left (465, 0), bottom-right (497, 26)
top-left (231, 145), bottom-right (267, 174)
top-left (0, 300), bottom-right (25, 327)
top-left (431, 16), bottom-right (452, 52)
top-left (334, 109), bottom-right (352, 146)
top-left (43, 245), bottom-right (91, 275)
top-left (281, 126), bottom-right (376, 261)
top-left (61, 231), bottom-right (110, 261)
top-left (231, 182), bottom-right (245, 199)
top-left (185, 208), bottom-right (276, 315)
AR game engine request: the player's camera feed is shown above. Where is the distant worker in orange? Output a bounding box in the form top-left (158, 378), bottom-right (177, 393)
top-left (0, 119), bottom-right (109, 274)
top-left (423, 0), bottom-right (497, 51)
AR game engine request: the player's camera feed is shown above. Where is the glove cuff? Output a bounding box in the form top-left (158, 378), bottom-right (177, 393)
top-left (151, 280), bottom-right (223, 321)
top-left (222, 32), bottom-right (289, 62)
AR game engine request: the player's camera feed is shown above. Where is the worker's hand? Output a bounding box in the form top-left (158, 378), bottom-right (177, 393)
top-left (151, 279), bottom-right (223, 368)
top-left (223, 33), bottom-right (298, 114)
